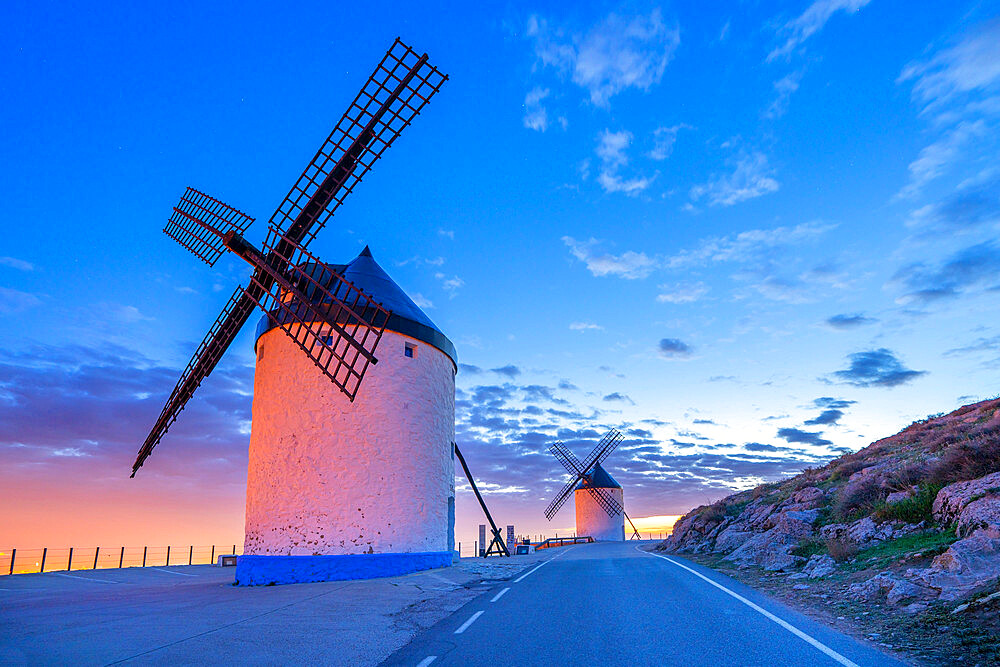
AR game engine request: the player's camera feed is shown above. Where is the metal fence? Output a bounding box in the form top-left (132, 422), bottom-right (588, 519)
top-left (456, 532), bottom-right (669, 557)
top-left (1, 544), bottom-right (245, 576)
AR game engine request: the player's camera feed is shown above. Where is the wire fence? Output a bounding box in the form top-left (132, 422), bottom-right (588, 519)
top-left (1, 544), bottom-right (244, 576)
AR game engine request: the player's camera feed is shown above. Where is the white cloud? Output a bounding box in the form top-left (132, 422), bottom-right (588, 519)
top-left (764, 71), bottom-right (803, 119)
top-left (0, 287), bottom-right (41, 313)
top-left (595, 129), bottom-right (655, 195)
top-left (656, 282), bottom-right (709, 304)
top-left (689, 151), bottom-right (780, 207)
top-left (527, 10), bottom-right (680, 107)
top-left (411, 293), bottom-right (434, 309)
top-left (0, 257), bottom-right (33, 271)
top-left (563, 236), bottom-right (656, 279)
top-left (523, 86), bottom-right (551, 131)
top-left (767, 0), bottom-right (871, 62)
top-left (667, 221), bottom-right (835, 268)
top-left (435, 273), bottom-right (465, 298)
top-left (569, 322), bottom-right (604, 331)
top-left (899, 20), bottom-right (1000, 111)
top-left (648, 124), bottom-right (690, 160)
top-left (896, 120), bottom-right (986, 198)
top-left (438, 229), bottom-right (455, 240)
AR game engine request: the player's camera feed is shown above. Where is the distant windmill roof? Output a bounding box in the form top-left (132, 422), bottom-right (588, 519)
top-left (575, 462), bottom-right (621, 490)
top-left (255, 246), bottom-right (457, 368)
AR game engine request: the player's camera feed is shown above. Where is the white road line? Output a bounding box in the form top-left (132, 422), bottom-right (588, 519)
top-left (150, 568), bottom-right (197, 577)
top-left (51, 572), bottom-right (120, 584)
top-left (490, 587), bottom-right (510, 603)
top-left (415, 657), bottom-right (437, 667)
top-left (640, 548), bottom-right (859, 667)
top-left (454, 610), bottom-right (484, 634)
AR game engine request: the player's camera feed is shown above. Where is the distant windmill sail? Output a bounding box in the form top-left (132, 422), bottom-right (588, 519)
top-left (544, 428), bottom-right (625, 521)
top-left (131, 38), bottom-right (447, 477)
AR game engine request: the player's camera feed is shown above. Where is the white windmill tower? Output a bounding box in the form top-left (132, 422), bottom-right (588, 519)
top-left (545, 429), bottom-right (642, 541)
top-left (130, 40), bottom-right (456, 585)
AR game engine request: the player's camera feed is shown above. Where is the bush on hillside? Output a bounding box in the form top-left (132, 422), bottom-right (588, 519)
top-left (928, 434), bottom-right (1000, 486)
top-left (874, 483), bottom-right (942, 524)
top-left (833, 476), bottom-right (883, 522)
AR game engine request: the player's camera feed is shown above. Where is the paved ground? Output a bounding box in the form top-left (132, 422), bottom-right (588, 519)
top-left (383, 542), bottom-right (908, 666)
top-left (0, 552), bottom-right (549, 665)
top-left (0, 542), bottom-right (907, 666)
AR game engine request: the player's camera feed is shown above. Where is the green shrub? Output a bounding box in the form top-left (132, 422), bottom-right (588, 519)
top-left (791, 539), bottom-right (826, 559)
top-left (874, 483), bottom-right (942, 524)
top-left (698, 503), bottom-right (725, 523)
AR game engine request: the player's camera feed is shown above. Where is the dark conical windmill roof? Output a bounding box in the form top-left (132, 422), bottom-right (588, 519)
top-left (254, 246), bottom-right (457, 367)
top-left (575, 462), bottom-right (622, 490)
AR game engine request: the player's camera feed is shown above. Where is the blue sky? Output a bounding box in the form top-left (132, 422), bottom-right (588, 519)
top-left (2, 1), bottom-right (999, 546)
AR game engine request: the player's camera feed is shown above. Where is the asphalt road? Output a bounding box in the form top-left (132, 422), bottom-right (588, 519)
top-left (383, 542), bottom-right (906, 667)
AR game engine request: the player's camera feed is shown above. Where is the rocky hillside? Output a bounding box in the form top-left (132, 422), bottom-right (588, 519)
top-left (659, 397), bottom-right (1000, 612)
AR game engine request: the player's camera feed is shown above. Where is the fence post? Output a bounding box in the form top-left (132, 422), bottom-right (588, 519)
top-left (232, 545), bottom-right (235, 556)
top-left (8, 548), bottom-right (14, 575)
top-left (189, 545), bottom-right (193, 565)
top-left (142, 546), bottom-right (147, 567)
top-left (210, 545), bottom-right (215, 564)
top-left (67, 547), bottom-right (73, 571)
top-left (119, 546), bottom-right (125, 569)
top-left (166, 545), bottom-right (171, 566)
top-left (93, 547), bottom-right (100, 570)
top-left (40, 548), bottom-right (47, 573)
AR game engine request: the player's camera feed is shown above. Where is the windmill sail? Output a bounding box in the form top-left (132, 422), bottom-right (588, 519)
top-left (543, 429), bottom-right (625, 521)
top-left (131, 286), bottom-right (255, 476)
top-left (164, 188), bottom-right (255, 266)
top-left (243, 228), bottom-right (391, 401)
top-left (131, 38), bottom-right (446, 476)
top-left (268, 38), bottom-right (447, 250)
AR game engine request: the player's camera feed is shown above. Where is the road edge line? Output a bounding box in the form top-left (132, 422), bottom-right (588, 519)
top-left (638, 547), bottom-right (860, 667)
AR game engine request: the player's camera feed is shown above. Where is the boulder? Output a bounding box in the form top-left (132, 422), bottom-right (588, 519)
top-left (955, 495), bottom-right (1000, 538)
top-left (886, 487), bottom-right (916, 504)
top-left (909, 529), bottom-right (1000, 601)
top-left (847, 573), bottom-right (931, 606)
top-left (933, 471), bottom-right (1000, 525)
top-left (802, 554), bottom-right (836, 578)
top-left (725, 512), bottom-right (814, 571)
top-left (713, 527), bottom-right (753, 553)
top-left (820, 517), bottom-right (916, 548)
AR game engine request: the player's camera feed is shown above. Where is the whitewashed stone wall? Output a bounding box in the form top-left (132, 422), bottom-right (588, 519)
top-left (245, 328), bottom-right (456, 556)
top-left (575, 487), bottom-right (625, 541)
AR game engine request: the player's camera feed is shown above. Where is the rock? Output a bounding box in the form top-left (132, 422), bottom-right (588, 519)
top-left (791, 486), bottom-right (825, 505)
top-left (933, 471), bottom-right (1000, 525)
top-left (792, 583), bottom-right (810, 590)
top-left (955, 495), bottom-right (1000, 538)
top-left (802, 554), bottom-right (837, 578)
top-left (886, 487), bottom-right (916, 504)
top-left (910, 529), bottom-right (1000, 601)
top-left (847, 573), bottom-right (932, 606)
top-left (788, 572), bottom-right (808, 580)
top-left (713, 527), bottom-right (753, 553)
top-left (819, 523), bottom-right (849, 541)
top-left (725, 512), bottom-right (814, 571)
top-left (821, 517), bottom-right (915, 549)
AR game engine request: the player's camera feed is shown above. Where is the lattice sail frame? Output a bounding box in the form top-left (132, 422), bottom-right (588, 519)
top-left (164, 187), bottom-right (255, 266)
top-left (543, 429), bottom-right (625, 520)
top-left (244, 227), bottom-right (391, 401)
top-left (269, 38), bottom-right (448, 249)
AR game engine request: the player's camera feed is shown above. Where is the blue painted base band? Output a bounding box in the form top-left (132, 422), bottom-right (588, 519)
top-left (234, 551), bottom-right (452, 586)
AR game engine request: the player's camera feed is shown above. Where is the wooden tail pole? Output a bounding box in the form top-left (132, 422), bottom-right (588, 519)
top-left (453, 443), bottom-right (510, 557)
top-left (625, 512), bottom-right (642, 540)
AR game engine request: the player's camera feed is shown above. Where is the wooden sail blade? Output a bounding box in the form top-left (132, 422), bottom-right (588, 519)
top-left (586, 486), bottom-right (624, 517)
top-left (543, 476), bottom-right (579, 521)
top-left (131, 286), bottom-right (255, 476)
top-left (268, 38), bottom-right (447, 251)
top-left (549, 441), bottom-right (583, 475)
top-left (242, 228), bottom-right (391, 402)
top-left (163, 187), bottom-right (255, 266)
top-left (580, 428), bottom-right (624, 474)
